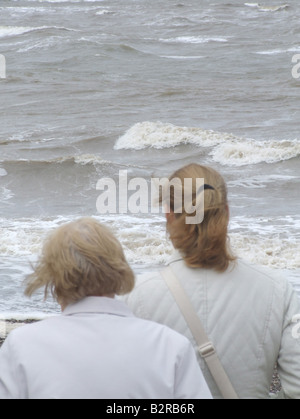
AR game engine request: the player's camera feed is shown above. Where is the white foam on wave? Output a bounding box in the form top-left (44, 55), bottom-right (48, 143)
top-left (3, 154), bottom-right (107, 166)
top-left (228, 174), bottom-right (299, 189)
top-left (160, 36), bottom-right (228, 44)
top-left (0, 215), bottom-right (299, 317)
top-left (0, 187), bottom-right (14, 203)
top-left (0, 170), bottom-right (13, 204)
top-left (211, 138), bottom-right (300, 166)
top-left (230, 215), bottom-right (300, 270)
top-left (160, 55), bottom-right (205, 60)
top-left (0, 25), bottom-right (76, 39)
top-left (0, 26), bottom-right (38, 38)
top-left (255, 47), bottom-right (300, 55)
top-left (95, 9), bottom-right (113, 16)
top-left (17, 36), bottom-right (63, 53)
top-left (0, 215), bottom-right (300, 320)
top-left (245, 3), bottom-right (289, 12)
top-left (2, 155), bottom-right (150, 177)
top-left (231, 233), bottom-right (300, 270)
top-left (0, 215), bottom-right (173, 266)
top-left (51, 154), bottom-right (108, 166)
top-left (115, 122), bottom-right (237, 150)
top-left (255, 49), bottom-right (286, 55)
top-left (73, 154), bottom-right (107, 165)
top-left (0, 214), bottom-right (299, 271)
top-left (3, 155), bottom-right (141, 170)
top-left (115, 122), bottom-right (300, 167)
top-left (0, 217), bottom-right (68, 257)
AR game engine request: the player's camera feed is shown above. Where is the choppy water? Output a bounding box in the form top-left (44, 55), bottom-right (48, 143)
top-left (0, 0), bottom-right (299, 315)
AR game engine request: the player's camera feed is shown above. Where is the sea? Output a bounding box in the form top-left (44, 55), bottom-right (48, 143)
top-left (0, 0), bottom-right (299, 317)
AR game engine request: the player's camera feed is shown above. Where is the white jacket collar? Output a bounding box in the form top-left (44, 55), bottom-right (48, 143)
top-left (63, 296), bottom-right (134, 318)
top-left (167, 249), bottom-right (184, 266)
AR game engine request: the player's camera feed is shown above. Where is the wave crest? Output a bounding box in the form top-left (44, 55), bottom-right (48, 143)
top-left (0, 215), bottom-right (299, 270)
top-left (0, 25), bottom-right (76, 39)
top-left (244, 3), bottom-right (289, 12)
top-left (115, 122), bottom-right (300, 166)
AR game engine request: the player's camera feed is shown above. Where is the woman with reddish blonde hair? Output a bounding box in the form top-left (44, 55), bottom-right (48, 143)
top-left (164, 163), bottom-right (236, 272)
top-left (126, 164), bottom-right (300, 399)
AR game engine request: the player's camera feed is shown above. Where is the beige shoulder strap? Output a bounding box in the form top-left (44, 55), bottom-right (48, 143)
top-left (161, 266), bottom-right (239, 400)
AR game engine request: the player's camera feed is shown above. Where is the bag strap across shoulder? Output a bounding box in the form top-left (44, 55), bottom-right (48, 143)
top-left (161, 266), bottom-right (239, 400)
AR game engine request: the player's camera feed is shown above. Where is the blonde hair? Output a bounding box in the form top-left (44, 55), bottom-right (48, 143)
top-left (25, 218), bottom-right (135, 306)
top-left (164, 164), bottom-right (236, 272)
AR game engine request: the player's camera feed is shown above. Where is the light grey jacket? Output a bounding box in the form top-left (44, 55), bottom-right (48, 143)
top-left (126, 254), bottom-right (300, 399)
top-left (0, 297), bottom-right (212, 399)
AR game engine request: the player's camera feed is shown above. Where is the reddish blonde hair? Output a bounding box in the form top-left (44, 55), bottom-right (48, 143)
top-left (165, 164), bottom-right (236, 272)
top-left (25, 218), bottom-right (135, 306)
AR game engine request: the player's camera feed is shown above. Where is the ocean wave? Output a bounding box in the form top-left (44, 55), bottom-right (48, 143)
top-left (159, 55), bottom-right (205, 60)
top-left (0, 154), bottom-right (150, 171)
top-left (0, 25), bottom-right (77, 39)
top-left (95, 9), bottom-right (114, 16)
top-left (255, 49), bottom-right (286, 55)
top-left (227, 174), bottom-right (299, 189)
top-left (34, 154), bottom-right (110, 166)
top-left (230, 216), bottom-right (300, 270)
top-left (244, 3), bottom-right (289, 12)
top-left (255, 46), bottom-right (300, 55)
top-left (115, 122), bottom-right (300, 166)
top-left (146, 16), bottom-right (197, 28)
top-left (0, 218), bottom-right (63, 257)
top-left (159, 36), bottom-right (229, 44)
top-left (231, 234), bottom-right (300, 270)
top-left (115, 122), bottom-right (237, 150)
top-left (17, 36), bottom-right (64, 53)
top-left (0, 215), bottom-right (172, 265)
top-left (0, 215), bottom-right (299, 271)
top-left (0, 187), bottom-right (14, 203)
top-left (211, 139), bottom-right (300, 166)
top-left (18, 0), bottom-right (105, 3)
top-left (0, 134), bottom-right (55, 146)
top-left (1, 155), bottom-right (107, 166)
top-left (0, 26), bottom-right (39, 39)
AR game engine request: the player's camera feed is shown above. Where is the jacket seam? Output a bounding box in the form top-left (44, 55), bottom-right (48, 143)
top-left (250, 276), bottom-right (275, 398)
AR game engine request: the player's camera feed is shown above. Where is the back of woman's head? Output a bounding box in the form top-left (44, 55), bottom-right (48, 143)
top-left (165, 164), bottom-right (236, 272)
top-left (25, 218), bottom-right (135, 306)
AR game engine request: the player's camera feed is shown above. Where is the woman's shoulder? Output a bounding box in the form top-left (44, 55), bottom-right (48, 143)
top-left (124, 270), bottom-right (172, 319)
top-left (133, 259), bottom-right (293, 296)
top-left (136, 270), bottom-right (164, 285)
top-left (234, 259), bottom-right (290, 288)
top-left (129, 271), bottom-right (169, 301)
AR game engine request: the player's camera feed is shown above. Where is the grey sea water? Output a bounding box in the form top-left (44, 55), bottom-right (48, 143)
top-left (0, 0), bottom-right (299, 315)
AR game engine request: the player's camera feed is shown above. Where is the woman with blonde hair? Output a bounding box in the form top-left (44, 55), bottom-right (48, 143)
top-left (126, 164), bottom-right (300, 399)
top-left (0, 217), bottom-right (211, 400)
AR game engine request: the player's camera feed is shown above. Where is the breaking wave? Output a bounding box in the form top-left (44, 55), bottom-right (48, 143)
top-left (0, 214), bottom-right (299, 270)
top-left (0, 25), bottom-right (76, 39)
top-left (244, 3), bottom-right (289, 12)
top-left (114, 122), bottom-right (300, 167)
